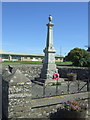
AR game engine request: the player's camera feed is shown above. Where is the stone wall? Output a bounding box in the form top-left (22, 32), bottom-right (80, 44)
top-left (2, 64), bottom-right (90, 118)
top-left (2, 67), bottom-right (32, 118)
top-left (58, 66), bottom-right (90, 80)
top-left (8, 81), bottom-right (31, 118)
top-left (2, 64), bottom-right (42, 80)
top-left (2, 64), bottom-right (90, 80)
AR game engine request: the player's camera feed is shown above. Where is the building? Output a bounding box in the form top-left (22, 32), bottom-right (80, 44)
top-left (0, 49), bottom-right (64, 62)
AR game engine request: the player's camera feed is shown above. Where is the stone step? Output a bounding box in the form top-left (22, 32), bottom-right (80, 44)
top-left (33, 78), bottom-right (65, 86)
top-left (33, 80), bottom-right (44, 86)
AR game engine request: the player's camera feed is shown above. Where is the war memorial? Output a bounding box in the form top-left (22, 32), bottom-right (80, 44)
top-left (1, 16), bottom-right (90, 119)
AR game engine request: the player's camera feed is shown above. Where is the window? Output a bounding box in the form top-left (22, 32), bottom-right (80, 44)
top-left (55, 57), bottom-right (59, 60)
top-left (24, 56), bottom-right (27, 59)
top-left (2, 55), bottom-right (9, 59)
top-left (35, 57), bottom-right (39, 59)
top-left (30, 56), bottom-right (33, 59)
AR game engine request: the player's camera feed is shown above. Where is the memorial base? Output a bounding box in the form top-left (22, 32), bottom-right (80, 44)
top-left (33, 78), bottom-right (64, 86)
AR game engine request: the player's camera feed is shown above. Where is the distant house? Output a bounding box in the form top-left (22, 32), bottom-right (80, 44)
top-left (0, 49), bottom-right (64, 62)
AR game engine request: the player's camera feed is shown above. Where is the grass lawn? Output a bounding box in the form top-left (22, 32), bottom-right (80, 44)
top-left (56, 61), bottom-right (72, 65)
top-left (2, 61), bottom-right (42, 64)
top-left (2, 61), bottom-right (72, 65)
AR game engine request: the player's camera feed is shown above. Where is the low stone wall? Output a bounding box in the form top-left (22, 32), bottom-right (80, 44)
top-left (3, 80), bottom-right (32, 118)
top-left (2, 67), bottom-right (32, 118)
top-left (8, 81), bottom-right (32, 118)
top-left (2, 64), bottom-right (42, 80)
top-left (2, 64), bottom-right (90, 80)
top-left (21, 104), bottom-right (62, 118)
top-left (2, 64), bottom-right (90, 118)
top-left (58, 66), bottom-right (90, 80)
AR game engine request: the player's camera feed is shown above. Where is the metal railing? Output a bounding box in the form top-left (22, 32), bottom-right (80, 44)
top-left (32, 78), bottom-right (90, 99)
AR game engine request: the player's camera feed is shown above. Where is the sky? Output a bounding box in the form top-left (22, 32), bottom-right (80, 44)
top-left (2, 2), bottom-right (88, 56)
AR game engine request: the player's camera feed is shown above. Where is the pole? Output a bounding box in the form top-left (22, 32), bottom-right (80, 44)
top-left (43, 84), bottom-right (45, 97)
top-left (87, 79), bottom-right (90, 91)
top-left (56, 78), bottom-right (58, 95)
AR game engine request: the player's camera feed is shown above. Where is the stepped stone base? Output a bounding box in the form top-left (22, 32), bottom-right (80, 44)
top-left (33, 78), bottom-right (64, 86)
top-left (45, 78), bottom-right (64, 85)
top-left (40, 63), bottom-right (58, 79)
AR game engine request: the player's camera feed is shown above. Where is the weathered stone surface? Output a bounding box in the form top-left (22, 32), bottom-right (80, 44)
top-left (58, 66), bottom-right (90, 80)
top-left (2, 64), bottom-right (90, 118)
top-left (40, 16), bottom-right (58, 83)
top-left (2, 64), bottom-right (90, 80)
top-left (2, 68), bottom-right (32, 119)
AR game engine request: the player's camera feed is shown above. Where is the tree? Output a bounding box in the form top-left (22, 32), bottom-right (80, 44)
top-left (65, 48), bottom-right (90, 67)
top-left (79, 52), bottom-right (90, 67)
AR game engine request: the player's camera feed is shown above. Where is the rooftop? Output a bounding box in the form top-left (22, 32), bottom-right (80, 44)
top-left (0, 49), bottom-right (64, 57)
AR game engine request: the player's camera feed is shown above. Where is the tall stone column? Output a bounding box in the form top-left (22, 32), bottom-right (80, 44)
top-left (41, 15), bottom-right (58, 83)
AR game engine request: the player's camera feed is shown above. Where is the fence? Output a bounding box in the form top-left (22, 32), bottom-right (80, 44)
top-left (32, 78), bottom-right (90, 99)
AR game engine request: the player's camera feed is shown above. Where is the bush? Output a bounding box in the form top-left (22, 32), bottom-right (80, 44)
top-left (78, 52), bottom-right (90, 67)
top-left (65, 48), bottom-right (90, 67)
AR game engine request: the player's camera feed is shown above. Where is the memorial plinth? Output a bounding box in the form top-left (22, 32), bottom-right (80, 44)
top-left (40, 15), bottom-right (58, 85)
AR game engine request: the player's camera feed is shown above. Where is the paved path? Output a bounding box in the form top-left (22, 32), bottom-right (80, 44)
top-left (31, 92), bottom-right (90, 118)
top-left (31, 92), bottom-right (89, 108)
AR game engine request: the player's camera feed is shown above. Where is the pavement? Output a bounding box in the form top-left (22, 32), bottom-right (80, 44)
top-left (31, 92), bottom-right (89, 108)
top-left (31, 92), bottom-right (90, 119)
